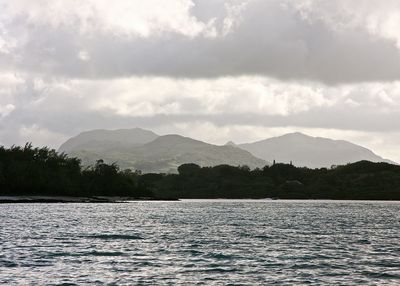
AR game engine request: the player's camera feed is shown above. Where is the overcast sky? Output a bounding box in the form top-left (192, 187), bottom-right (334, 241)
top-left (1, 0), bottom-right (400, 161)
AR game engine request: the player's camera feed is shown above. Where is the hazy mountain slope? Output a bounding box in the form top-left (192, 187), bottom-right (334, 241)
top-left (63, 133), bottom-right (268, 173)
top-left (59, 128), bottom-right (159, 153)
top-left (238, 132), bottom-right (394, 168)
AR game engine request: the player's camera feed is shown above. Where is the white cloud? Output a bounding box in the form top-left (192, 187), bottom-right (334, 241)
top-left (0, 104), bottom-right (14, 118)
top-left (294, 0), bottom-right (400, 47)
top-left (66, 76), bottom-right (333, 117)
top-left (18, 124), bottom-right (69, 148)
top-left (0, 0), bottom-right (212, 37)
top-left (78, 50), bottom-right (90, 62)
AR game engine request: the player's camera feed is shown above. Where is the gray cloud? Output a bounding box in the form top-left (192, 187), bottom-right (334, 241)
top-left (2, 76), bottom-right (400, 144)
top-left (1, 0), bottom-right (400, 83)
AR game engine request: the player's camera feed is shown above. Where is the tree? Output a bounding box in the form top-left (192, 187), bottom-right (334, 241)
top-left (178, 163), bottom-right (201, 176)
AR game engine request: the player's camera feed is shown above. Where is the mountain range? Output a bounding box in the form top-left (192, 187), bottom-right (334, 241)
top-left (59, 128), bottom-right (394, 173)
top-left (59, 128), bottom-right (266, 173)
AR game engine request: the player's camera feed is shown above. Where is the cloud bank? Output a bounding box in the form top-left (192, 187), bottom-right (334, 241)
top-left (2, 0), bottom-right (400, 83)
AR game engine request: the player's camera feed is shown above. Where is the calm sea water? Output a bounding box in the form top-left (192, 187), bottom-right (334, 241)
top-left (0, 200), bottom-right (399, 285)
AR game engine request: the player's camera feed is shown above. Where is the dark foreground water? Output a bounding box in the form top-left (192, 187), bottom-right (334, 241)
top-left (0, 200), bottom-right (399, 285)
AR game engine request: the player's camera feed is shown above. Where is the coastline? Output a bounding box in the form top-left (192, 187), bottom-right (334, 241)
top-left (2, 196), bottom-right (399, 203)
top-left (0, 196), bottom-right (179, 204)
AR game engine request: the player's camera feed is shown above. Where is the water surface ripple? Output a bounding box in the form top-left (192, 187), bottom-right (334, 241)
top-left (0, 200), bottom-right (399, 285)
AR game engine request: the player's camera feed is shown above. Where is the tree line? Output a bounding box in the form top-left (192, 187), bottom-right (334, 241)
top-left (1, 144), bottom-right (400, 200)
top-left (0, 144), bottom-right (152, 197)
top-left (144, 162), bottom-right (400, 200)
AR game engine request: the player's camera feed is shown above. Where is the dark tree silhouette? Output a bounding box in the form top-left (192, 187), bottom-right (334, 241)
top-left (0, 144), bottom-right (153, 198)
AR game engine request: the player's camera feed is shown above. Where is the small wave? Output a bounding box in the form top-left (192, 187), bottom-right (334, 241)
top-left (356, 239), bottom-right (371, 244)
top-left (81, 234), bottom-right (143, 240)
top-left (205, 252), bottom-right (236, 260)
top-left (45, 252), bottom-right (71, 258)
top-left (261, 262), bottom-right (286, 268)
top-left (0, 259), bottom-right (17, 267)
top-left (45, 250), bottom-right (126, 258)
top-left (181, 249), bottom-right (203, 256)
top-left (134, 261), bottom-right (158, 267)
top-left (86, 251), bottom-right (125, 257)
top-left (366, 261), bottom-right (400, 268)
top-left (254, 235), bottom-right (273, 240)
top-left (202, 267), bottom-right (239, 273)
top-left (20, 260), bottom-right (54, 267)
top-left (180, 267), bottom-right (239, 274)
top-left (362, 271), bottom-right (400, 279)
top-left (290, 263), bottom-right (322, 270)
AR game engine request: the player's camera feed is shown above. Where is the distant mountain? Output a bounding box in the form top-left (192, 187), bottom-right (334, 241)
top-left (61, 131), bottom-right (267, 173)
top-left (59, 128), bottom-right (159, 153)
top-left (238, 132), bottom-right (394, 168)
top-left (60, 129), bottom-right (395, 171)
top-left (225, 141), bottom-right (237, 147)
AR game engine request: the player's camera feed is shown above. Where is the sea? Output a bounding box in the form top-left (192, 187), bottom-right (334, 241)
top-left (0, 200), bottom-right (399, 285)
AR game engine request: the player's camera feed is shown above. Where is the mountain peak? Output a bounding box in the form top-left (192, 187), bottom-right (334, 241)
top-left (286, 132), bottom-right (308, 136)
top-left (225, 141), bottom-right (237, 146)
top-left (238, 132), bottom-right (393, 168)
top-left (58, 127), bottom-right (159, 152)
top-left (280, 132), bottom-right (312, 139)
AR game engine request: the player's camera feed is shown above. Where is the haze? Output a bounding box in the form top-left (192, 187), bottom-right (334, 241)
top-left (1, 0), bottom-right (400, 162)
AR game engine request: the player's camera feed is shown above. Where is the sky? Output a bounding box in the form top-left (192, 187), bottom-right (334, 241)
top-left (0, 0), bottom-right (400, 162)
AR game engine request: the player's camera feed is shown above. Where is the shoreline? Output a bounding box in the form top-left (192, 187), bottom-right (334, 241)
top-left (1, 196), bottom-right (399, 203)
top-left (0, 196), bottom-right (179, 204)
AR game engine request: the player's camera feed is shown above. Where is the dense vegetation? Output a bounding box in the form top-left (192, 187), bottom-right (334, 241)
top-left (1, 144), bottom-right (400, 200)
top-left (147, 162), bottom-right (400, 200)
top-left (0, 144), bottom-right (153, 197)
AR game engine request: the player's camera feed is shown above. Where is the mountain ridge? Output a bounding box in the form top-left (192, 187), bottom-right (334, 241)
top-left (59, 128), bottom-right (159, 153)
top-left (59, 128), bottom-right (395, 172)
top-left (61, 130), bottom-right (267, 173)
top-left (238, 132), bottom-right (394, 168)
